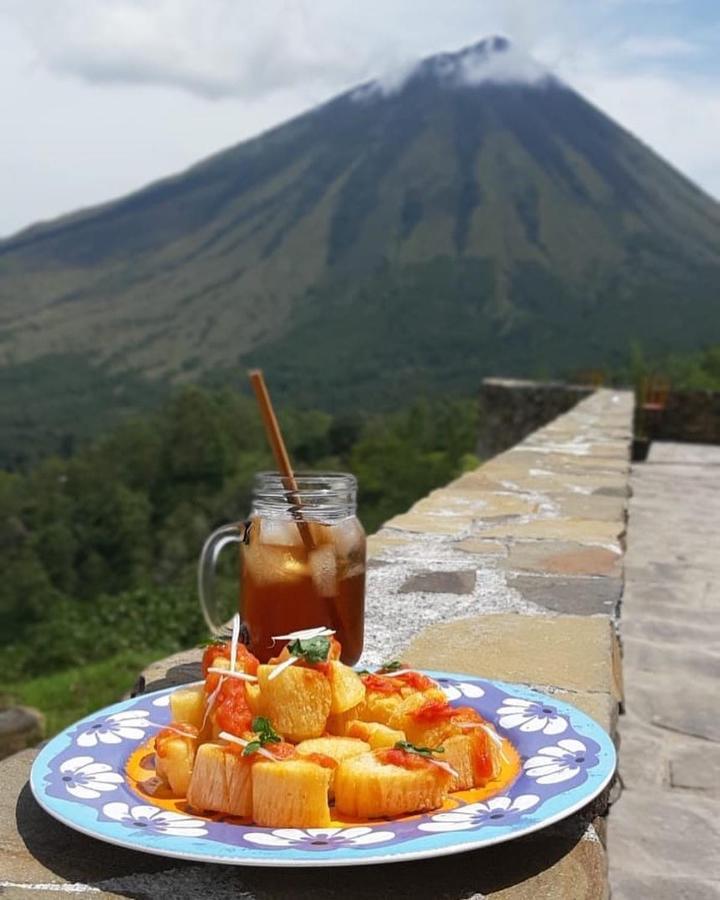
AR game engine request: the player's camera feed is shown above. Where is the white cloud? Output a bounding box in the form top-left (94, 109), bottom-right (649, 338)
top-left (618, 36), bottom-right (700, 59)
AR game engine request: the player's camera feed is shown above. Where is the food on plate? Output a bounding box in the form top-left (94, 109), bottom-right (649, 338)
top-left (295, 735), bottom-right (370, 795)
top-left (334, 744), bottom-right (453, 818)
top-left (252, 755), bottom-right (333, 827)
top-left (152, 622), bottom-right (510, 829)
top-left (345, 720), bottom-right (406, 749)
top-left (154, 723), bottom-right (198, 795)
top-left (169, 687), bottom-right (205, 732)
top-left (187, 741), bottom-right (254, 816)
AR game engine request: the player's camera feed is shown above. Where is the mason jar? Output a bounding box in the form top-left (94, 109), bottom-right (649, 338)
top-left (198, 472), bottom-right (366, 664)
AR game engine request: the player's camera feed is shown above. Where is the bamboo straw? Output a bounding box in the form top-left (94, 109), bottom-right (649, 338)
top-left (247, 369), bottom-right (314, 551)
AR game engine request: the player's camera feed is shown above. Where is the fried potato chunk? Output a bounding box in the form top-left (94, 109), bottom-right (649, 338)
top-left (334, 750), bottom-right (451, 819)
top-left (257, 664), bottom-right (331, 742)
top-left (252, 758), bottom-right (332, 827)
top-left (186, 742), bottom-right (252, 816)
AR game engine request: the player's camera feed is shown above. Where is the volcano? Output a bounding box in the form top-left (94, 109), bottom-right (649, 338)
top-left (1, 36), bottom-right (719, 441)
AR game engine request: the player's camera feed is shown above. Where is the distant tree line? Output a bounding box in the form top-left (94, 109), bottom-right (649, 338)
top-left (0, 386), bottom-right (479, 681)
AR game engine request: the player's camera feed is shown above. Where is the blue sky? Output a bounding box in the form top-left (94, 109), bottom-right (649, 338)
top-left (0, 0), bottom-right (719, 236)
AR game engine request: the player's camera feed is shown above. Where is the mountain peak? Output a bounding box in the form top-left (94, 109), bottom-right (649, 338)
top-left (355, 35), bottom-right (551, 100)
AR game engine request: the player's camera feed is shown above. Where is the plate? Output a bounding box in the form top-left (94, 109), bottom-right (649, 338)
top-left (30, 671), bottom-right (616, 867)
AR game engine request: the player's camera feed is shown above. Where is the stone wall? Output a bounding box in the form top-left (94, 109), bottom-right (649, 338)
top-left (639, 388), bottom-right (720, 444)
top-left (477, 377), bottom-right (593, 459)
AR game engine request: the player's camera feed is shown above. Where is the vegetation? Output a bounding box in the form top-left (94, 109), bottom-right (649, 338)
top-left (0, 385), bottom-right (478, 733)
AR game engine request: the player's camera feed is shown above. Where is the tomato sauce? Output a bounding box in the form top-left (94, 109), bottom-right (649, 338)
top-left (470, 730), bottom-right (495, 782)
top-left (377, 748), bottom-right (437, 772)
top-left (215, 680), bottom-right (253, 735)
top-left (393, 671), bottom-right (435, 691)
top-left (302, 752), bottom-right (338, 770)
top-left (362, 674), bottom-right (403, 694)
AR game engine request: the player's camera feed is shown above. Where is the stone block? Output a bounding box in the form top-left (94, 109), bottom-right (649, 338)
top-left (131, 648), bottom-right (202, 695)
top-left (506, 574), bottom-right (622, 616)
top-left (609, 789), bottom-right (720, 882)
top-left (382, 513), bottom-right (473, 535)
top-left (611, 872), bottom-right (720, 900)
top-left (404, 613), bottom-right (622, 703)
top-left (399, 569), bottom-right (476, 595)
top-left (367, 532), bottom-right (415, 558)
top-left (0, 706), bottom-right (44, 761)
top-left (476, 518), bottom-right (625, 547)
top-left (546, 492), bottom-right (627, 522)
top-left (455, 538), bottom-right (507, 557)
top-left (669, 742), bottom-right (720, 793)
top-left (506, 542), bottom-right (622, 577)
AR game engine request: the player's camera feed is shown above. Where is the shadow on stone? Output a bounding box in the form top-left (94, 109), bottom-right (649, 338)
top-left (15, 777), bottom-right (604, 899)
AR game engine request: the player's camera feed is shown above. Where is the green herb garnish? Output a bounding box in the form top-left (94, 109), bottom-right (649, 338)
top-left (394, 740), bottom-right (445, 757)
top-left (197, 638), bottom-right (225, 649)
top-left (242, 717), bottom-right (282, 757)
top-left (379, 659), bottom-right (404, 672)
top-left (287, 635), bottom-right (331, 664)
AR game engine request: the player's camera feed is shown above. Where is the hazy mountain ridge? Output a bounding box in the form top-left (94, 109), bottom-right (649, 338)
top-left (1, 36), bottom-right (719, 445)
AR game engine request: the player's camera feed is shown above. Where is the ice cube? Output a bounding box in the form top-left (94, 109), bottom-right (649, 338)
top-left (260, 518), bottom-right (303, 547)
top-left (244, 545), bottom-right (308, 586)
top-left (308, 544), bottom-right (339, 598)
top-left (329, 518), bottom-right (365, 558)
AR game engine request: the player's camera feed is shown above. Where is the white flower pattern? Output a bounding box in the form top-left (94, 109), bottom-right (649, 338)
top-left (524, 739), bottom-right (589, 784)
top-left (418, 795), bottom-right (540, 832)
top-left (496, 698), bottom-right (568, 736)
top-left (76, 710), bottom-right (150, 748)
top-left (59, 756), bottom-right (123, 799)
top-left (441, 681), bottom-right (485, 702)
top-left (102, 802), bottom-right (208, 837)
top-left (152, 694), bottom-right (171, 707)
top-left (243, 827), bottom-right (395, 848)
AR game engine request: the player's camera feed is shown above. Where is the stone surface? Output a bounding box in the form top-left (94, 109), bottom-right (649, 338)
top-left (476, 518), bottom-right (625, 547)
top-left (546, 493), bottom-right (627, 523)
top-left (609, 442), bottom-right (720, 898)
top-left (383, 513), bottom-right (473, 535)
top-left (399, 569), bottom-right (476, 594)
top-left (404, 613), bottom-right (622, 701)
top-left (506, 574), bottom-right (622, 617)
top-left (0, 706), bottom-right (45, 761)
top-left (669, 743), bottom-right (720, 793)
top-left (132, 648), bottom-right (202, 695)
top-left (454, 538), bottom-right (507, 557)
top-left (506, 542), bottom-right (621, 577)
top-left (413, 492), bottom-right (538, 519)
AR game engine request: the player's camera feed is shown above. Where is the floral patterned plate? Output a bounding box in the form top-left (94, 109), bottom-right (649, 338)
top-left (30, 671), bottom-right (615, 867)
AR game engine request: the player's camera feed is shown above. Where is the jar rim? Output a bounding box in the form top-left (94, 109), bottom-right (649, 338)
top-left (254, 471), bottom-right (357, 488)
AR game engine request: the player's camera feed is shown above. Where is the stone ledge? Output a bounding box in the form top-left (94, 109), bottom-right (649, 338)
top-left (404, 613), bottom-right (623, 707)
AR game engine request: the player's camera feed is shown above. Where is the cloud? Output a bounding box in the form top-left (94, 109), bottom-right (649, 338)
top-left (3, 0), bottom-right (370, 100)
top-left (364, 37), bottom-right (551, 98)
top-left (2, 0), bottom-right (576, 101)
top-left (618, 36), bottom-right (700, 59)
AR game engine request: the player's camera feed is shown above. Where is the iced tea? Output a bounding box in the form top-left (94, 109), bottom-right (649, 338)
top-left (241, 515), bottom-right (366, 664)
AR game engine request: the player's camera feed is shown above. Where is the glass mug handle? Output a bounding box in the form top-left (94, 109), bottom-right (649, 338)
top-left (197, 520), bottom-right (250, 637)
